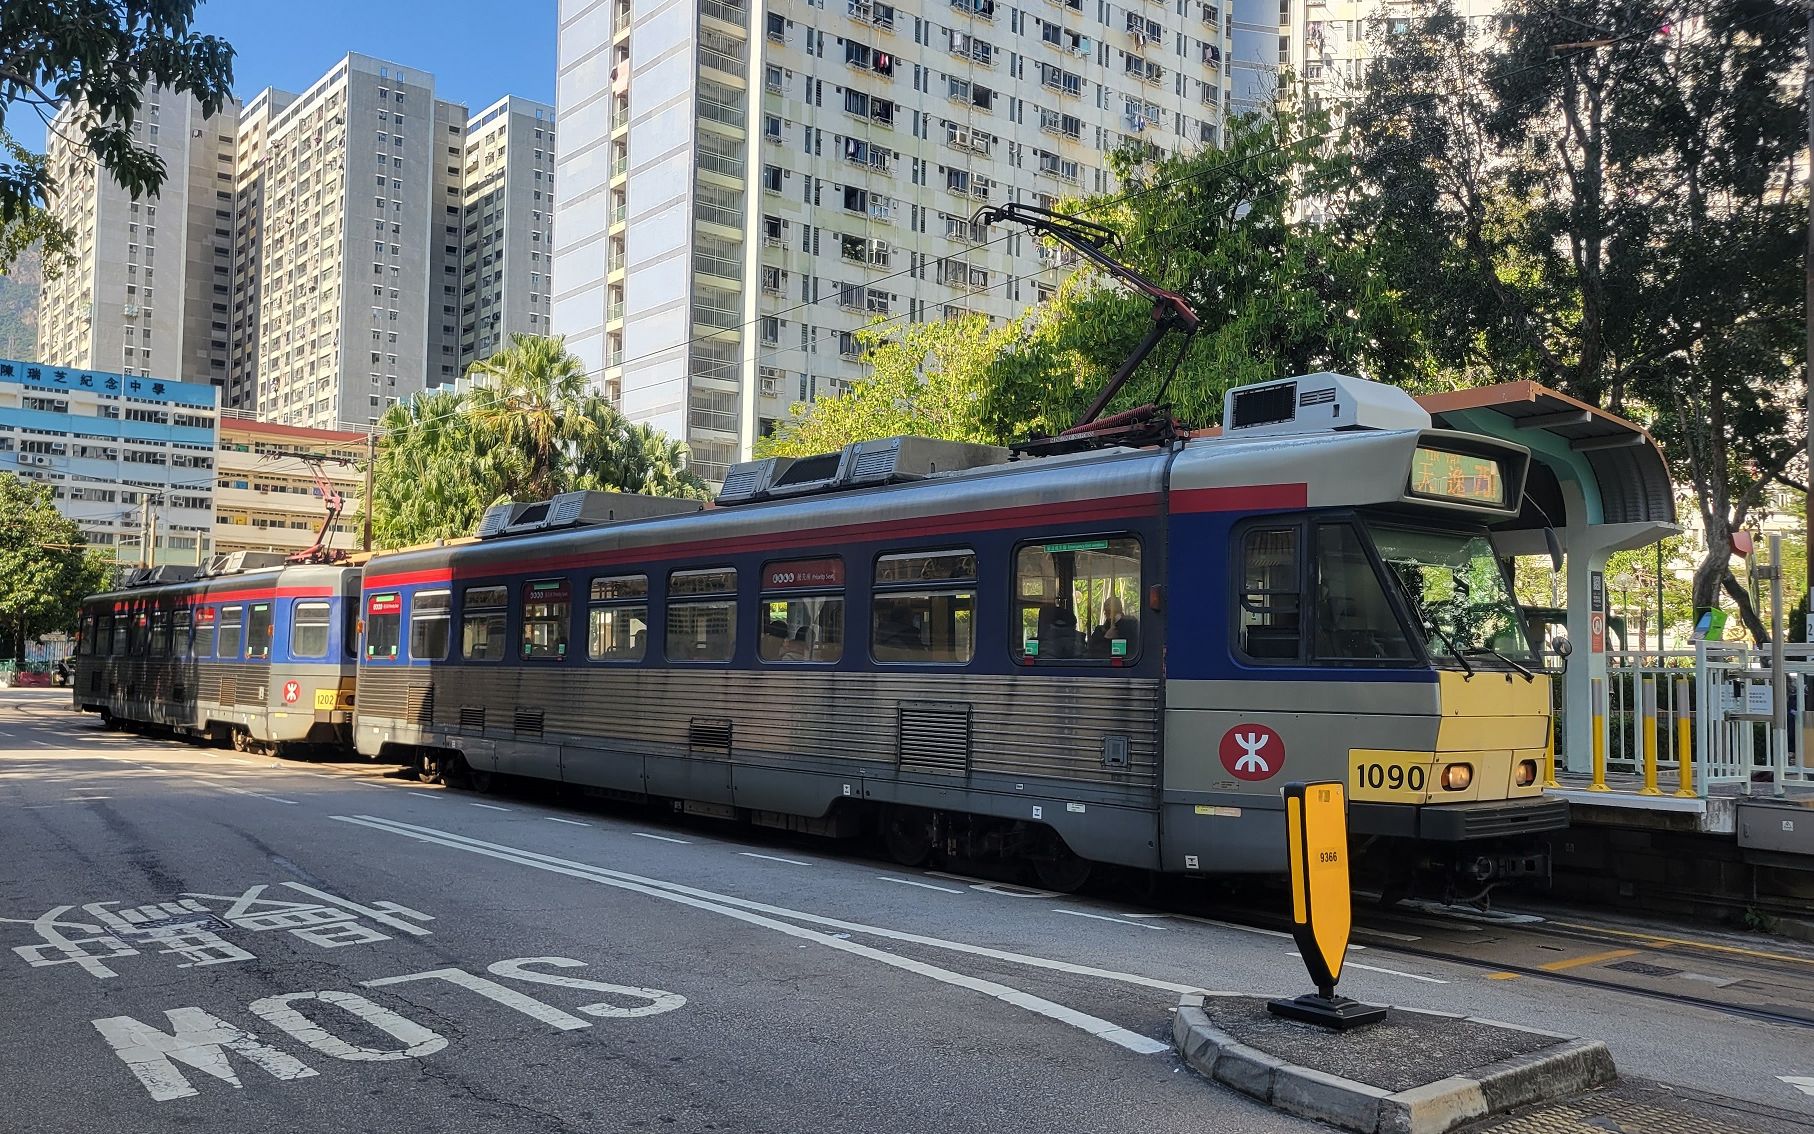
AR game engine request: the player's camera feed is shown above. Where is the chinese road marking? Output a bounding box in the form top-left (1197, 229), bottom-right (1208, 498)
top-left (335, 814), bottom-right (1186, 1054)
top-left (877, 876), bottom-right (964, 893)
top-left (739, 852), bottom-right (811, 866)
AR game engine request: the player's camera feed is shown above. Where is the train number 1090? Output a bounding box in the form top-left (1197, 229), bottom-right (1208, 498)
top-left (1355, 761), bottom-right (1426, 792)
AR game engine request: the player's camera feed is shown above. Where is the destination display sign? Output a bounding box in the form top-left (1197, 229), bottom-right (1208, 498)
top-left (1408, 446), bottom-right (1508, 507)
top-left (367, 593), bottom-right (402, 615)
top-left (763, 558), bottom-right (845, 591)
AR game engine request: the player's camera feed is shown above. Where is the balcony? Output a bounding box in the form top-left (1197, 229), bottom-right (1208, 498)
top-left (698, 44), bottom-right (748, 82)
top-left (696, 96), bottom-right (747, 133)
top-left (700, 0), bottom-right (749, 27)
top-left (608, 300), bottom-right (625, 322)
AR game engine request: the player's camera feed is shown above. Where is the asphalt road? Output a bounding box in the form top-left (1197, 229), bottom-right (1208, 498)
top-left (2, 687), bottom-right (1810, 1133)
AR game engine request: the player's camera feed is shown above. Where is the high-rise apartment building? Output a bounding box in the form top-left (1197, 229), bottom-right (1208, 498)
top-left (238, 54), bottom-right (460, 430)
top-left (37, 86), bottom-right (240, 392)
top-left (225, 86), bottom-right (298, 410)
top-left (213, 415), bottom-right (367, 558)
top-left (1283, 0), bottom-right (1501, 109)
top-left (460, 97), bottom-right (560, 371)
top-left (553, 0), bottom-right (1262, 482)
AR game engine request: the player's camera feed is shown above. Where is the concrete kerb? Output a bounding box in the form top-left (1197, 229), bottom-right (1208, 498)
top-left (1172, 994), bottom-right (1617, 1134)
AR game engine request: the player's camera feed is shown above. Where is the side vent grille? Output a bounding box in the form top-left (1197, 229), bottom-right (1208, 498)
top-left (217, 675), bottom-right (236, 706)
top-left (514, 707), bottom-right (544, 737)
top-left (896, 701), bottom-right (973, 777)
top-left (689, 717), bottom-right (733, 753)
top-left (850, 447), bottom-right (896, 480)
top-left (460, 705), bottom-right (486, 731)
top-left (405, 684), bottom-right (434, 727)
top-left (718, 465), bottom-right (762, 500)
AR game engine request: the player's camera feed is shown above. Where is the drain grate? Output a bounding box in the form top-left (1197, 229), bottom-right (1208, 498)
top-left (1605, 959), bottom-right (1684, 978)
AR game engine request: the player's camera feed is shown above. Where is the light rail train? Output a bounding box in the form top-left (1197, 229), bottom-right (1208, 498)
top-left (74, 373), bottom-right (1567, 894)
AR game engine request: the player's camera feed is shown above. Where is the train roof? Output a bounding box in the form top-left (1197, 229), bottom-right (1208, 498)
top-left (86, 562), bottom-right (360, 605)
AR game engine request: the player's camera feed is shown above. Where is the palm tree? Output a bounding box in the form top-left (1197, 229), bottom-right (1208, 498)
top-left (464, 333), bottom-right (601, 500)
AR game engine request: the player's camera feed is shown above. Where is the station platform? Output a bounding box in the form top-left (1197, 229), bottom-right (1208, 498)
top-left (1536, 775), bottom-right (1814, 931)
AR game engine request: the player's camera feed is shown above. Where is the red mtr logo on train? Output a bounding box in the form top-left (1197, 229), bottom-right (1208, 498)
top-left (1218, 723), bottom-right (1284, 781)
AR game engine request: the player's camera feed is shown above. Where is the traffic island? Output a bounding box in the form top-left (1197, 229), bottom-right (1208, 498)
top-left (1173, 992), bottom-right (1616, 1134)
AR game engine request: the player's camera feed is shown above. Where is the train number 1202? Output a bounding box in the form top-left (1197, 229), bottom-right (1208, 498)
top-left (1355, 761), bottom-right (1426, 792)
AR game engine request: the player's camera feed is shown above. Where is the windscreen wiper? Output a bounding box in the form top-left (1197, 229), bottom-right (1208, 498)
top-left (1463, 645), bottom-right (1535, 682)
top-left (1384, 567), bottom-right (1474, 680)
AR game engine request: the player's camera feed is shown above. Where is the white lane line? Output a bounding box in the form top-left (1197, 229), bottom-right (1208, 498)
top-left (1779, 1076), bottom-right (1814, 1098)
top-left (545, 817), bottom-right (590, 827)
top-left (739, 852), bottom-right (811, 866)
top-left (1355, 926), bottom-right (1423, 943)
top-left (333, 814), bottom-right (1169, 1056)
top-left (634, 832), bottom-right (690, 844)
top-left (1285, 952), bottom-right (1448, 984)
top-left (878, 876), bottom-right (965, 894)
top-left (63, 796), bottom-right (113, 801)
top-left (258, 795), bottom-right (300, 805)
top-left (1174, 914), bottom-right (1293, 940)
top-left (352, 780), bottom-right (386, 788)
top-left (470, 802), bottom-right (513, 812)
top-left (1055, 909), bottom-right (1166, 930)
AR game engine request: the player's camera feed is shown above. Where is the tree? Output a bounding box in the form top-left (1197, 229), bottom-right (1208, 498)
top-left (1350, 0), bottom-right (1806, 642)
top-left (758, 314), bottom-right (1023, 456)
top-left (0, 475), bottom-right (110, 660)
top-left (364, 336), bottom-right (708, 549)
top-left (1, 0), bottom-right (234, 273)
top-left (990, 101), bottom-right (1438, 435)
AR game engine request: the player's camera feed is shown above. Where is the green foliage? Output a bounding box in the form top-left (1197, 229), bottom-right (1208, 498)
top-left (0, 237), bottom-right (40, 357)
top-left (0, 1), bottom-right (234, 272)
top-left (1350, 0), bottom-right (1807, 643)
top-left (0, 474), bottom-right (110, 659)
top-left (365, 335), bottom-right (707, 549)
top-left (991, 103), bottom-right (1437, 433)
top-left (758, 314), bottom-right (1022, 456)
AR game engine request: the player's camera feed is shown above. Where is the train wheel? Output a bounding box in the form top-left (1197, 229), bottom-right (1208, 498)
top-left (418, 750), bottom-right (444, 785)
top-left (881, 806), bottom-right (937, 867)
top-left (1030, 847), bottom-right (1093, 894)
top-left (230, 729), bottom-right (251, 753)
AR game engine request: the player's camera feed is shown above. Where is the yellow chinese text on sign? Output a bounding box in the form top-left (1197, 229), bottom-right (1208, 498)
top-left (1285, 780), bottom-right (1352, 991)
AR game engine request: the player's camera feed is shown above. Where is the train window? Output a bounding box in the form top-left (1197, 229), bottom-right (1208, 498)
top-left (872, 549), bottom-right (976, 664)
top-left (292, 601), bottom-right (332, 659)
top-left (173, 609), bottom-right (194, 657)
top-left (760, 558), bottom-right (844, 664)
top-left (218, 605), bottom-right (245, 660)
top-left (195, 606), bottom-right (217, 658)
top-left (461, 586), bottom-right (509, 660)
top-left (77, 613), bottom-right (95, 656)
top-left (150, 609), bottom-right (171, 657)
top-left (247, 603), bottom-right (273, 659)
top-left (109, 611), bottom-right (127, 656)
top-left (667, 567), bottom-right (737, 663)
top-left (1238, 526), bottom-right (1303, 662)
top-left (521, 579), bottom-right (571, 660)
top-left (410, 590), bottom-right (452, 661)
top-left (1014, 537), bottom-right (1142, 662)
top-left (1314, 524), bottom-right (1414, 661)
top-left (365, 593), bottom-right (402, 659)
top-left (587, 574), bottom-right (648, 661)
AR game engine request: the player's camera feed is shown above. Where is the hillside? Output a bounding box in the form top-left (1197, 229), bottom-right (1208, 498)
top-left (0, 244), bottom-right (41, 360)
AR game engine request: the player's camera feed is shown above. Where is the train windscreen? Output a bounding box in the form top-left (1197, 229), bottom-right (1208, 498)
top-left (1368, 525), bottom-right (1532, 668)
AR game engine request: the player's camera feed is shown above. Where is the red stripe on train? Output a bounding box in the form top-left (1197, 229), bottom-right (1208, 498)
top-left (1170, 483), bottom-right (1307, 512)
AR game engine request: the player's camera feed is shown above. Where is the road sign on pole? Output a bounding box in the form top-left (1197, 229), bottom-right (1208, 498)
top-left (1268, 780), bottom-right (1386, 1031)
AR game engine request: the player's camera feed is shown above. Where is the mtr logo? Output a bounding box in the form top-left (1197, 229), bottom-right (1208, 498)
top-left (1218, 723), bottom-right (1284, 781)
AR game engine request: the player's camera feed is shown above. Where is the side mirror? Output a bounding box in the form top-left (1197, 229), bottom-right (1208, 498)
top-left (1544, 528), bottom-right (1564, 575)
top-left (1549, 635), bottom-right (1573, 659)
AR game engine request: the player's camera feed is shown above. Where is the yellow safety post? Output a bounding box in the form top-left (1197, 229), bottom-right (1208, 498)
top-left (1674, 673), bottom-right (1697, 798)
top-left (1639, 677), bottom-right (1661, 796)
top-left (1542, 710), bottom-right (1560, 788)
top-left (1589, 677), bottom-right (1609, 791)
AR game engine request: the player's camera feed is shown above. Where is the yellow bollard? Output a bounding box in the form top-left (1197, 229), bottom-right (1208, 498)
top-left (1543, 710), bottom-right (1561, 788)
top-left (1674, 674), bottom-right (1697, 798)
top-left (1639, 677), bottom-right (1661, 795)
top-left (1589, 677), bottom-right (1610, 791)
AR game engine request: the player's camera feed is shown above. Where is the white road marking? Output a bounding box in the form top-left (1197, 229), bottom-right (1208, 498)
top-left (634, 832), bottom-right (690, 844)
top-left (1354, 926), bottom-right (1423, 942)
top-left (925, 871), bottom-right (1059, 898)
top-left (1286, 952), bottom-right (1448, 984)
top-left (1175, 914), bottom-right (1293, 940)
top-left (545, 817), bottom-right (590, 827)
top-left (1678, 973), bottom-right (1740, 988)
top-left (64, 795), bottom-right (113, 801)
top-left (1055, 909), bottom-right (1166, 929)
top-left (91, 1008), bottom-right (320, 1101)
top-left (334, 815), bottom-right (1172, 1055)
top-left (878, 876), bottom-right (965, 894)
top-left (1779, 1076), bottom-right (1814, 1097)
top-left (469, 803), bottom-right (513, 812)
top-left (247, 991), bottom-right (446, 1062)
top-left (739, 852), bottom-right (810, 866)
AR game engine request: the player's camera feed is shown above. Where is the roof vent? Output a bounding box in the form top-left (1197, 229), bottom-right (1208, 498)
top-left (1222, 372), bottom-right (1429, 439)
top-left (716, 436), bottom-right (1009, 506)
top-left (198, 551), bottom-right (287, 577)
top-left (475, 491), bottom-right (704, 539)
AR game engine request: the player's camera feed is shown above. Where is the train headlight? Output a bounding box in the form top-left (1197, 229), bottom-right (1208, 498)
top-left (1441, 763), bottom-right (1474, 791)
top-left (1515, 759), bottom-right (1538, 787)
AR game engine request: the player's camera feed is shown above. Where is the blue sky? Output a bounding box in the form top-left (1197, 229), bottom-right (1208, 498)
top-left (12, 0), bottom-right (558, 151)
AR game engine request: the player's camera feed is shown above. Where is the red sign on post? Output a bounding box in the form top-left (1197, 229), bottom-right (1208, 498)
top-left (1219, 723), bottom-right (1285, 781)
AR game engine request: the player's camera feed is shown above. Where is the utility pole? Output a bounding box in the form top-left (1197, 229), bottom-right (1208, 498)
top-left (362, 431), bottom-right (376, 552)
top-left (1804, 3), bottom-right (1813, 639)
top-left (137, 494), bottom-right (151, 569)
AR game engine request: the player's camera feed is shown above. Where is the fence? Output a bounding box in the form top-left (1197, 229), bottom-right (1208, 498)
top-left (1587, 645), bottom-right (1814, 796)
